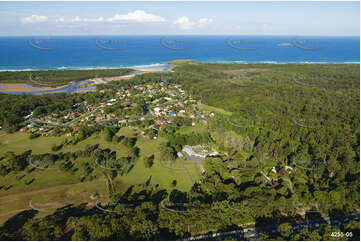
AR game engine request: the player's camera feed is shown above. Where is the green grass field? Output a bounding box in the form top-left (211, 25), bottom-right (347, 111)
top-left (0, 132), bottom-right (67, 156)
top-left (198, 103), bottom-right (233, 116)
top-left (0, 127), bottom-right (203, 225)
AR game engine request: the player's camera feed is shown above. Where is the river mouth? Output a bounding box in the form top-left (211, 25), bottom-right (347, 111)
top-left (0, 64), bottom-right (170, 95)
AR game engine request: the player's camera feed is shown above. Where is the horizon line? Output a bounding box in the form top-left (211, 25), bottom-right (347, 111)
top-left (0, 34), bottom-right (360, 37)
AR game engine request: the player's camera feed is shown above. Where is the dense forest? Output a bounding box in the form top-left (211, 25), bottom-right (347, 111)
top-left (0, 63), bottom-right (359, 240)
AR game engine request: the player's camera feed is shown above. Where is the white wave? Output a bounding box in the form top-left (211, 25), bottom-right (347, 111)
top-left (0, 68), bottom-right (38, 72)
top-left (259, 61), bottom-right (279, 64)
top-left (127, 63), bottom-right (167, 69)
top-left (0, 59), bottom-right (358, 73)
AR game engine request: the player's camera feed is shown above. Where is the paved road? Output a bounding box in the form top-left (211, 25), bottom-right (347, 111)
top-left (228, 165), bottom-right (256, 172)
top-left (193, 111), bottom-right (206, 121)
top-left (183, 213), bottom-right (360, 241)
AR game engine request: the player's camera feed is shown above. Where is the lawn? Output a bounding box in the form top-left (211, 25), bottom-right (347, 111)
top-left (198, 103), bottom-right (233, 116)
top-left (0, 177), bottom-right (107, 225)
top-left (177, 122), bottom-right (208, 135)
top-left (115, 131), bottom-right (202, 191)
top-left (0, 126), bottom-right (203, 225)
top-left (0, 132), bottom-right (67, 156)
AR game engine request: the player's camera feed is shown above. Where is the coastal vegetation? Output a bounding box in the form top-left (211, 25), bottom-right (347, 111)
top-left (0, 62), bottom-right (359, 240)
top-left (0, 68), bottom-right (132, 87)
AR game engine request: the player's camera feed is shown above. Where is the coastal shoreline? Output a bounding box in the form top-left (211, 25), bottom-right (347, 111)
top-left (0, 65), bottom-right (168, 94)
top-left (0, 60), bottom-right (359, 73)
top-left (0, 61), bottom-right (358, 95)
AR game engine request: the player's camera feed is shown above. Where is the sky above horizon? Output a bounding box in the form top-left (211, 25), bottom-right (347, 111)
top-left (0, 1), bottom-right (359, 36)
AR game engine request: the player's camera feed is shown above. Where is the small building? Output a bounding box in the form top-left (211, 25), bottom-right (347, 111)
top-left (208, 151), bottom-right (219, 157)
top-left (155, 118), bottom-right (162, 124)
top-left (285, 166), bottom-right (294, 172)
top-left (182, 145), bottom-right (213, 159)
top-left (271, 166), bottom-right (277, 174)
top-left (23, 113), bottom-right (32, 120)
top-left (20, 126), bottom-right (28, 132)
top-left (27, 122), bottom-right (35, 128)
top-left (271, 180), bottom-right (279, 188)
top-left (154, 107), bottom-right (161, 115)
top-left (278, 169), bottom-right (286, 176)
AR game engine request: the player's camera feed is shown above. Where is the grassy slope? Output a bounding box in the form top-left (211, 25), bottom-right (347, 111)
top-left (0, 132), bottom-right (67, 156)
top-left (0, 126), bottom-right (203, 225)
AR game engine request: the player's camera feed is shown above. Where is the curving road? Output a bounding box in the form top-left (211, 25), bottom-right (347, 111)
top-left (184, 213), bottom-right (360, 240)
top-left (160, 159), bottom-right (193, 183)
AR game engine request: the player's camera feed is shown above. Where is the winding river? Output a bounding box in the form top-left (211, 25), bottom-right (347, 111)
top-left (0, 63), bottom-right (170, 95)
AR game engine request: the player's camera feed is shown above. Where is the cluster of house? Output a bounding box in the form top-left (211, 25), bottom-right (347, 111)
top-left (154, 117), bottom-right (196, 129)
top-left (260, 165), bottom-right (295, 188)
top-left (18, 81), bottom-right (208, 138)
top-left (271, 165), bottom-right (294, 176)
top-left (20, 123), bottom-right (81, 137)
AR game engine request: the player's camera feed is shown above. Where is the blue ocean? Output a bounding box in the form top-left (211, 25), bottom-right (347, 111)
top-left (0, 35), bottom-right (359, 71)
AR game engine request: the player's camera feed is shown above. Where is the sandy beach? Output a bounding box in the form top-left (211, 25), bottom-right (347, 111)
top-left (136, 67), bottom-right (164, 72)
top-left (0, 83), bottom-right (70, 92)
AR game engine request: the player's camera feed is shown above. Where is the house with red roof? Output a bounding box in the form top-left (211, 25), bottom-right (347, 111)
top-left (278, 169), bottom-right (286, 176)
top-left (155, 118), bottom-right (162, 124)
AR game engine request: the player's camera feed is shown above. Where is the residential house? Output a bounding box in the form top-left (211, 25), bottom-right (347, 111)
top-left (271, 180), bottom-right (280, 188)
top-left (155, 118), bottom-right (162, 124)
top-left (271, 167), bottom-right (277, 173)
top-left (20, 126), bottom-right (28, 132)
top-left (278, 169), bottom-right (286, 176)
